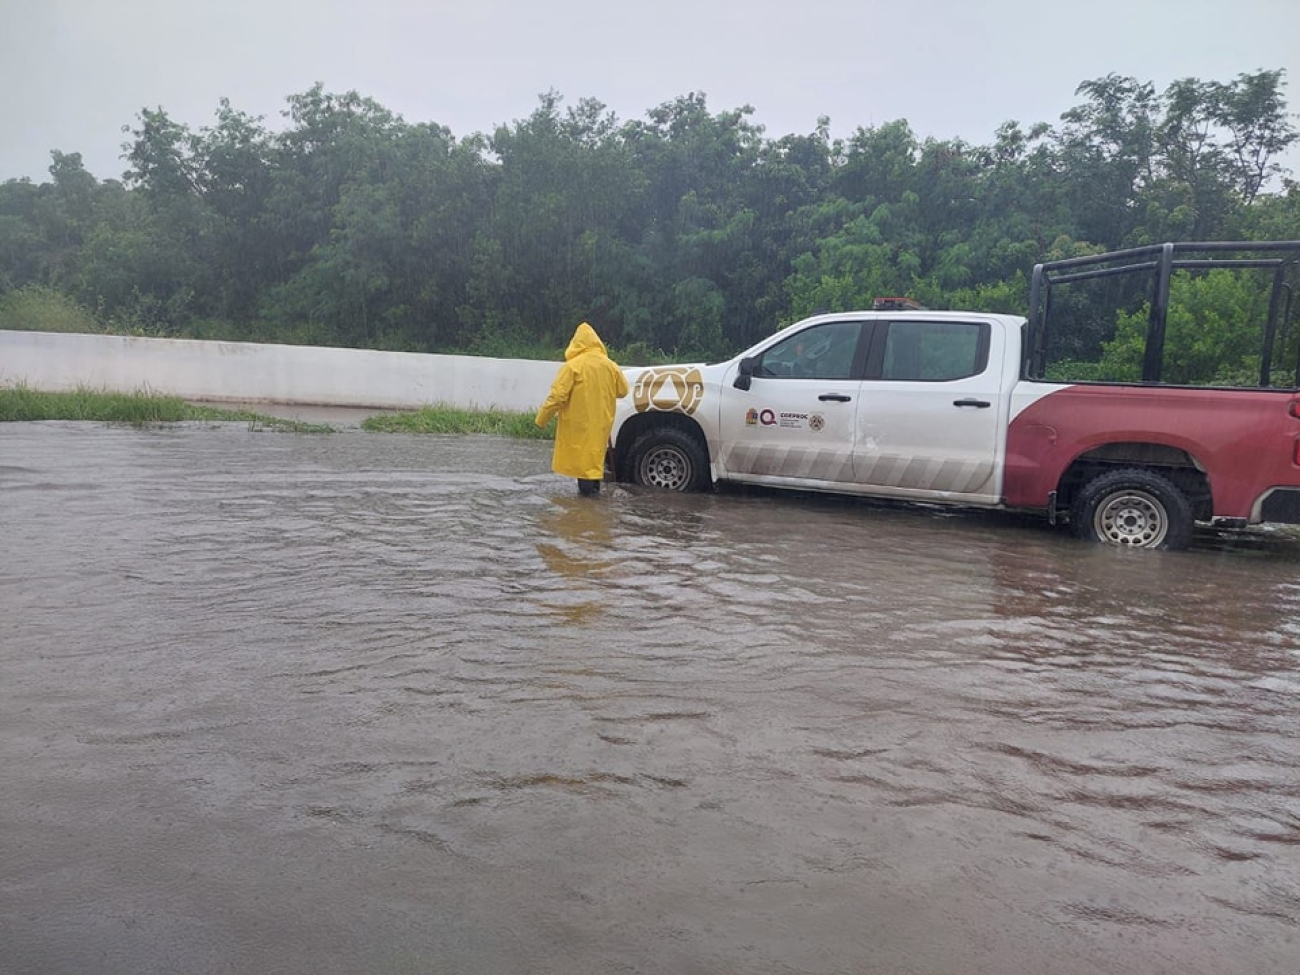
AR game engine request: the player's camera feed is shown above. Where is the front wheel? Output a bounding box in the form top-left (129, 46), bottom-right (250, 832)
top-left (626, 427), bottom-right (710, 492)
top-left (1070, 467), bottom-right (1194, 551)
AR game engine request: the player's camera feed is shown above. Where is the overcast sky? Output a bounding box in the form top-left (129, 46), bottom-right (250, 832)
top-left (3, 0), bottom-right (1299, 184)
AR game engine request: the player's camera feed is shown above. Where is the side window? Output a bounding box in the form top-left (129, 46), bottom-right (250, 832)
top-left (879, 320), bottom-right (988, 381)
top-left (756, 321), bottom-right (862, 380)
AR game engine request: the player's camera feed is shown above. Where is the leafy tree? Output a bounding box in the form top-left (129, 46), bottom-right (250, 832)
top-left (187, 100), bottom-right (278, 321)
top-left (1214, 69), bottom-right (1298, 204)
top-left (1054, 74), bottom-right (1159, 246)
top-left (483, 92), bottom-right (644, 347)
top-left (2, 71), bottom-right (1295, 369)
top-left (621, 93), bottom-right (767, 350)
top-left (29, 152), bottom-right (104, 287)
top-left (0, 179), bottom-right (44, 290)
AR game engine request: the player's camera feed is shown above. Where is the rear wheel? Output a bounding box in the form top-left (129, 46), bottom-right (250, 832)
top-left (1070, 468), bottom-right (1193, 551)
top-left (627, 427), bottom-right (710, 492)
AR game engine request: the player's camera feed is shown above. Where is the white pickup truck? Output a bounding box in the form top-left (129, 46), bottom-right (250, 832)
top-left (607, 241), bottom-right (1300, 550)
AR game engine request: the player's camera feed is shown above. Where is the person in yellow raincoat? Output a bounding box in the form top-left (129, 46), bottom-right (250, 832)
top-left (535, 322), bottom-right (629, 496)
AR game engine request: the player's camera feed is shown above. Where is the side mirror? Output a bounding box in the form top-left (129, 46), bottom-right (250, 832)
top-left (733, 356), bottom-right (757, 391)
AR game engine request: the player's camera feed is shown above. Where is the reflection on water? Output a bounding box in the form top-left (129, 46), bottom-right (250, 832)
top-left (2, 423), bottom-right (1299, 975)
top-left (534, 497), bottom-right (619, 624)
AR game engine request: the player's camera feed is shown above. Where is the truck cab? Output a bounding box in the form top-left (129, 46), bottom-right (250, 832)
top-left (612, 310), bottom-right (1022, 503)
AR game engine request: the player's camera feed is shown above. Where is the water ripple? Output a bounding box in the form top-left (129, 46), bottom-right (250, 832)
top-left (4, 424), bottom-right (1300, 974)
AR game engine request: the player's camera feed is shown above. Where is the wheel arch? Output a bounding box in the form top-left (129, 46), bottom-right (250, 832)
top-left (612, 412), bottom-right (711, 483)
top-left (1055, 441), bottom-right (1213, 521)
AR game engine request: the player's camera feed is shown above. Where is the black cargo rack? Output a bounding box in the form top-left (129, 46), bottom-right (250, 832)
top-left (1026, 240), bottom-right (1300, 386)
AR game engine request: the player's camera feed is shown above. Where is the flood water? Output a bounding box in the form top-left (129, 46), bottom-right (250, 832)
top-left (2, 421), bottom-right (1299, 975)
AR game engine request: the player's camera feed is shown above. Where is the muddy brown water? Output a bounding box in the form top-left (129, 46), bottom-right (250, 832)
top-left (2, 421), bottom-right (1299, 975)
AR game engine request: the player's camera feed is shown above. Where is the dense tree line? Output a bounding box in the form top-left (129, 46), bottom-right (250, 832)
top-left (0, 71), bottom-right (1297, 364)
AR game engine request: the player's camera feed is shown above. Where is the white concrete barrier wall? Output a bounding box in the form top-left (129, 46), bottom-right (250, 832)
top-left (0, 330), bottom-right (561, 412)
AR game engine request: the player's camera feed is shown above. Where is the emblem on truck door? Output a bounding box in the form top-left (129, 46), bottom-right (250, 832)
top-left (632, 367), bottom-right (704, 415)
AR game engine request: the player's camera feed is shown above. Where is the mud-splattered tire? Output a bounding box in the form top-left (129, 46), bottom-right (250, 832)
top-left (1070, 468), bottom-right (1193, 551)
top-left (627, 428), bottom-right (710, 492)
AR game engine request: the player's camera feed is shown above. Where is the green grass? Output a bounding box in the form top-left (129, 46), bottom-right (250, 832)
top-left (0, 387), bottom-right (555, 438)
top-left (0, 386), bottom-right (332, 432)
top-left (362, 404), bottom-right (554, 439)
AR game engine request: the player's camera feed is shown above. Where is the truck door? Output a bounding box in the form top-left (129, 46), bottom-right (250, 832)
top-left (853, 318), bottom-right (1005, 504)
top-left (717, 319), bottom-right (867, 486)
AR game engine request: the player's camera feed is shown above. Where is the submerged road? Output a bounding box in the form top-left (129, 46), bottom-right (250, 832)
top-left (2, 422), bottom-right (1299, 974)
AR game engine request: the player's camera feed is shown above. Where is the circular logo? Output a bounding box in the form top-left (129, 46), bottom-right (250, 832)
top-left (809, 413), bottom-right (825, 432)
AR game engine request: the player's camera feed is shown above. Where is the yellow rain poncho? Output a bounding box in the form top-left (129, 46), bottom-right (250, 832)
top-left (535, 322), bottom-right (630, 480)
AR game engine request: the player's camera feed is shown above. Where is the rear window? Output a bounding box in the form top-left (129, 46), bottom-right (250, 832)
top-left (878, 320), bottom-right (989, 381)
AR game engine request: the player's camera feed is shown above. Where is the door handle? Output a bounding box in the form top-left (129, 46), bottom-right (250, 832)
top-left (953, 398), bottom-right (991, 408)
top-left (819, 393), bottom-right (852, 402)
